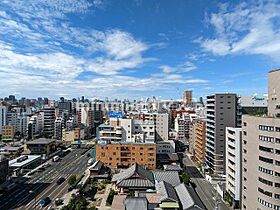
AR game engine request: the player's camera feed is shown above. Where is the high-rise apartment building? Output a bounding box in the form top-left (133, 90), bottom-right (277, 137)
top-left (155, 113), bottom-right (169, 141)
top-left (225, 127), bottom-right (242, 208)
top-left (43, 107), bottom-right (56, 137)
top-left (241, 69), bottom-right (280, 210)
top-left (194, 119), bottom-right (206, 164)
top-left (183, 90), bottom-right (192, 106)
top-left (206, 93), bottom-right (240, 175)
top-left (54, 117), bottom-right (64, 140)
top-left (0, 106), bottom-right (7, 134)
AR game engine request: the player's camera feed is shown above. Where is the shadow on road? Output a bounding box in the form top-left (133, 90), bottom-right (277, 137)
top-left (0, 182), bottom-right (51, 209)
top-left (185, 165), bottom-right (204, 178)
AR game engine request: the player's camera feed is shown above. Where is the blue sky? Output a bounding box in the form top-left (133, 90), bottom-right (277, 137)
top-left (0, 0), bottom-right (279, 100)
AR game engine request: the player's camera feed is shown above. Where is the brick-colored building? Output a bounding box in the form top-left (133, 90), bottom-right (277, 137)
top-left (194, 119), bottom-right (206, 164)
top-left (95, 142), bottom-right (156, 169)
top-left (2, 125), bottom-right (16, 139)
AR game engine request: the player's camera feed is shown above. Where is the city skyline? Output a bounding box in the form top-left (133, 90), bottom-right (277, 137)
top-left (1, 0), bottom-right (279, 99)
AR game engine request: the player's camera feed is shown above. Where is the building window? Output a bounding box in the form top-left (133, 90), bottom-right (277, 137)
top-left (258, 177), bottom-right (273, 186)
top-left (275, 194), bottom-right (280, 200)
top-left (259, 156), bottom-right (273, 164)
top-left (258, 187), bottom-right (272, 197)
top-left (258, 198), bottom-right (273, 208)
top-left (259, 166), bottom-right (273, 175)
top-left (259, 146), bottom-right (274, 153)
top-left (259, 135), bottom-right (274, 142)
top-left (259, 125), bottom-right (274, 131)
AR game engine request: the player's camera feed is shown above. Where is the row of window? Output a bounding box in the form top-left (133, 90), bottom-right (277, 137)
top-left (258, 187), bottom-right (272, 197)
top-left (259, 125), bottom-right (280, 132)
top-left (259, 177), bottom-right (273, 186)
top-left (258, 197), bottom-right (273, 208)
top-left (259, 145), bottom-right (274, 153)
top-left (259, 156), bottom-right (274, 164)
top-left (259, 166), bottom-right (274, 175)
top-left (259, 135), bottom-right (274, 142)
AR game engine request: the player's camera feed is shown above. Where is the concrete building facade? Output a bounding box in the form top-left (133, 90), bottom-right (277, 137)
top-left (225, 127), bottom-right (242, 207)
top-left (241, 69), bottom-right (280, 210)
top-left (206, 93), bottom-right (240, 175)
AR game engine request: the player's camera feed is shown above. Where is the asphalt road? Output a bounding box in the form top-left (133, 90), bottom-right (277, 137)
top-left (183, 155), bottom-right (230, 210)
top-left (0, 148), bottom-right (90, 210)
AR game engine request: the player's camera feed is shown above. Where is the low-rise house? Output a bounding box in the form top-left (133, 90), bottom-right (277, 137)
top-left (163, 164), bottom-right (182, 172)
top-left (153, 171), bottom-right (181, 187)
top-left (26, 138), bottom-right (57, 158)
top-left (112, 163), bottom-right (155, 193)
top-left (125, 197), bottom-right (148, 210)
top-left (156, 181), bottom-right (180, 209)
top-left (88, 160), bottom-right (109, 179)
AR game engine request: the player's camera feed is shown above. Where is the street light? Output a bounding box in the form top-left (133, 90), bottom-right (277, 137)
top-left (29, 190), bottom-right (37, 210)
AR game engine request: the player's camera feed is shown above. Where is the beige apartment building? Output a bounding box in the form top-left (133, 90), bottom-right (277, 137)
top-left (241, 69), bottom-right (280, 210)
top-left (1, 125), bottom-right (16, 139)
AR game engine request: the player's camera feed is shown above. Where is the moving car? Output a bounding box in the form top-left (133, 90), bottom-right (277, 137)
top-left (39, 197), bottom-right (51, 207)
top-left (54, 198), bottom-right (63, 206)
top-left (52, 156), bottom-right (59, 162)
top-left (56, 177), bottom-right (65, 185)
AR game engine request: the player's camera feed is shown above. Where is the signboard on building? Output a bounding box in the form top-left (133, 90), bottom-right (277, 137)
top-left (108, 111), bottom-right (123, 118)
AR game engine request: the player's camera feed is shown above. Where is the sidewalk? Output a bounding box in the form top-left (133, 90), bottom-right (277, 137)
top-left (96, 183), bottom-right (112, 210)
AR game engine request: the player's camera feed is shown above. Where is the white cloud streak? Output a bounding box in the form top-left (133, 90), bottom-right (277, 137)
top-left (198, 1), bottom-right (280, 63)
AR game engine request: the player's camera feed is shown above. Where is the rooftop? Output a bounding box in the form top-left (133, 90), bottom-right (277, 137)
top-left (26, 138), bottom-right (56, 145)
top-left (269, 69), bottom-right (280, 73)
top-left (9, 155), bottom-right (41, 168)
top-left (156, 181), bottom-right (179, 203)
top-left (125, 197), bottom-right (148, 210)
top-left (112, 163), bottom-right (155, 188)
top-left (153, 171), bottom-right (181, 187)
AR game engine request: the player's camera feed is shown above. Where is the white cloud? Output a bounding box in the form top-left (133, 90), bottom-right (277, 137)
top-left (0, 0), bottom-right (208, 98)
top-left (199, 1), bottom-right (280, 63)
top-left (160, 61), bottom-right (197, 73)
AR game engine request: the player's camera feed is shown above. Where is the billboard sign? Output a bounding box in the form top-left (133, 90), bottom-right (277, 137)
top-left (108, 111), bottom-right (123, 118)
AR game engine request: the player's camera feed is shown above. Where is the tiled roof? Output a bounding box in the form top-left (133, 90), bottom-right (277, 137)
top-left (112, 163), bottom-right (155, 188)
top-left (156, 181), bottom-right (179, 202)
top-left (163, 164), bottom-right (182, 171)
top-left (124, 197), bottom-right (148, 210)
top-left (175, 183), bottom-right (194, 209)
top-left (118, 179), bottom-right (155, 188)
top-left (153, 171), bottom-right (181, 187)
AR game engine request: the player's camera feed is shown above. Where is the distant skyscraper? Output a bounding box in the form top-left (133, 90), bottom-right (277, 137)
top-left (183, 90), bottom-right (192, 106)
top-left (0, 106), bottom-right (7, 134)
top-left (206, 93), bottom-right (240, 175)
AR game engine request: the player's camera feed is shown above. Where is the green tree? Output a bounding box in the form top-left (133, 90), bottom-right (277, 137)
top-left (180, 172), bottom-right (191, 185)
top-left (106, 189), bottom-right (117, 206)
top-left (68, 175), bottom-right (77, 186)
